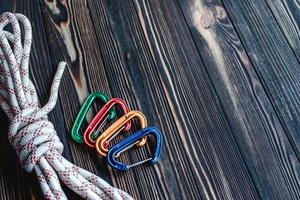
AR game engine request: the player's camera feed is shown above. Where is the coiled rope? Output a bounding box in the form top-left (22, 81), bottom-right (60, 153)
top-left (0, 12), bottom-right (133, 200)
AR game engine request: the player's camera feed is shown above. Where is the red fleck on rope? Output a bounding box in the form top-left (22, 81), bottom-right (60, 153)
top-left (0, 12), bottom-right (133, 200)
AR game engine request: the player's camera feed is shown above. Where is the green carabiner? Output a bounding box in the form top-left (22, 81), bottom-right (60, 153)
top-left (71, 92), bottom-right (116, 143)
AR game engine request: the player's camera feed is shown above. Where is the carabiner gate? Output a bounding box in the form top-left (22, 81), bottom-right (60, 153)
top-left (71, 92), bottom-right (116, 143)
top-left (83, 98), bottom-right (131, 148)
top-left (107, 126), bottom-right (163, 171)
top-left (95, 110), bottom-right (147, 156)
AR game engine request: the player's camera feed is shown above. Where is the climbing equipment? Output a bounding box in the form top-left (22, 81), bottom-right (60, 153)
top-left (0, 12), bottom-right (132, 199)
top-left (107, 126), bottom-right (162, 171)
top-left (71, 92), bottom-right (115, 143)
top-left (83, 98), bottom-right (131, 148)
top-left (95, 110), bottom-right (147, 156)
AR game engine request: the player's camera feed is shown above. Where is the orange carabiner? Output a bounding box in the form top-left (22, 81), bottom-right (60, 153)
top-left (95, 110), bottom-right (147, 156)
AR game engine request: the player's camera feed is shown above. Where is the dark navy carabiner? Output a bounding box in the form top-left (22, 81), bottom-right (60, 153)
top-left (107, 126), bottom-right (163, 171)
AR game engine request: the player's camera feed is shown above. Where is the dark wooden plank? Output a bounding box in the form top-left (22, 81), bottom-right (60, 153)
top-left (87, 0), bottom-right (260, 199)
top-left (39, 0), bottom-right (116, 191)
top-left (265, 0), bottom-right (300, 61)
top-left (222, 0), bottom-right (300, 181)
top-left (176, 0), bottom-right (300, 199)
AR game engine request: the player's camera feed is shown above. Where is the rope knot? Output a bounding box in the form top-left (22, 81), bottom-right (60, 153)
top-left (9, 107), bottom-right (64, 172)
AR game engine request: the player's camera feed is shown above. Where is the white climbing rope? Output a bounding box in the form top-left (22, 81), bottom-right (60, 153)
top-left (0, 12), bottom-right (133, 200)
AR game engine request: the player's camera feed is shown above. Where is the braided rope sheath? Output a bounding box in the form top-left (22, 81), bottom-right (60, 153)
top-left (0, 12), bottom-right (133, 200)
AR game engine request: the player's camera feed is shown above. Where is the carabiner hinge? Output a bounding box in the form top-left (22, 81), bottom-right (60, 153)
top-left (71, 92), bottom-right (115, 143)
top-left (107, 126), bottom-right (163, 171)
top-left (83, 98), bottom-right (131, 148)
top-left (95, 110), bottom-right (148, 156)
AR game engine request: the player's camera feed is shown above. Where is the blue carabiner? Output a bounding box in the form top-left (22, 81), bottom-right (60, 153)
top-left (107, 126), bottom-right (163, 171)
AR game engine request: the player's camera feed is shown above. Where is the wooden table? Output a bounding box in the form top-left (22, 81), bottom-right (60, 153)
top-left (0, 0), bottom-right (299, 199)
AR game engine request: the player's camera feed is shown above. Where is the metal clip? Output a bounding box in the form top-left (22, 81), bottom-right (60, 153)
top-left (83, 98), bottom-right (131, 148)
top-left (95, 110), bottom-right (147, 156)
top-left (71, 92), bottom-right (116, 143)
top-left (107, 126), bottom-right (163, 171)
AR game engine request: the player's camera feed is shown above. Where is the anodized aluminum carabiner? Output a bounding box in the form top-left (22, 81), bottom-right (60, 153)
top-left (107, 126), bottom-right (163, 171)
top-left (71, 92), bottom-right (116, 143)
top-left (95, 110), bottom-right (147, 156)
top-left (83, 98), bottom-right (131, 148)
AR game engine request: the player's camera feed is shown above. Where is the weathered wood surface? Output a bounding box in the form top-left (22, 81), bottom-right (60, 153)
top-left (0, 0), bottom-right (300, 199)
top-left (265, 0), bottom-right (300, 61)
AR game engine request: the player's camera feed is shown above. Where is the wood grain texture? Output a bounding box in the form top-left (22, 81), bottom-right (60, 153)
top-left (222, 0), bottom-right (300, 185)
top-left (0, 0), bottom-right (300, 199)
top-left (177, 0), bottom-right (300, 199)
top-left (87, 0), bottom-right (259, 199)
top-left (265, 0), bottom-right (300, 60)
